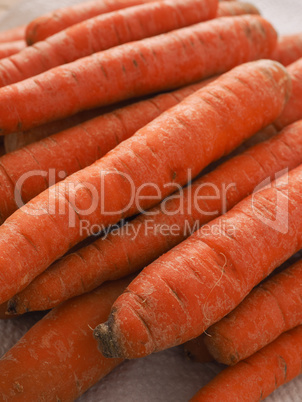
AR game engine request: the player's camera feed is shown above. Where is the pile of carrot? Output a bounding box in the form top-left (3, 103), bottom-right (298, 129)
top-left (0, 0), bottom-right (301, 401)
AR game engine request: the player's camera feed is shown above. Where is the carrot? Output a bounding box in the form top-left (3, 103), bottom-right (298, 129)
top-left (3, 106), bottom-right (108, 153)
top-left (0, 0), bottom-right (218, 88)
top-left (273, 33), bottom-right (302, 66)
top-left (0, 15), bottom-right (277, 135)
top-left (0, 40), bottom-right (26, 60)
top-left (217, 1), bottom-right (260, 17)
top-left (274, 58), bottom-right (302, 131)
top-left (200, 259), bottom-right (302, 366)
top-left (0, 278), bottom-right (130, 400)
top-left (184, 251), bottom-right (302, 363)
top-left (0, 25), bottom-right (25, 43)
top-left (0, 60), bottom-right (290, 305)
top-left (190, 326), bottom-right (302, 402)
top-left (7, 77), bottom-right (284, 157)
top-left (0, 80), bottom-right (212, 223)
top-left (25, 0), bottom-right (168, 44)
top-left (10, 120), bottom-right (302, 314)
top-left (94, 163), bottom-right (302, 359)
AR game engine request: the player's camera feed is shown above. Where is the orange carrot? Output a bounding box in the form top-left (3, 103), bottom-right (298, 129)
top-left (0, 0), bottom-right (218, 88)
top-left (201, 124), bottom-right (279, 177)
top-left (0, 60), bottom-right (290, 305)
top-left (184, 251), bottom-right (302, 363)
top-left (0, 278), bottom-right (129, 400)
top-left (94, 164), bottom-right (302, 359)
top-left (10, 120), bottom-right (302, 314)
top-left (191, 326), bottom-right (302, 402)
top-left (3, 106), bottom-right (108, 153)
top-left (0, 40), bottom-right (26, 60)
top-left (217, 1), bottom-right (259, 17)
top-left (0, 80), bottom-right (212, 222)
top-left (0, 15), bottom-right (277, 135)
top-left (201, 259), bottom-right (302, 366)
top-left (26, 0), bottom-right (165, 44)
top-left (274, 58), bottom-right (302, 130)
top-left (273, 33), bottom-right (302, 66)
top-left (0, 25), bottom-right (25, 43)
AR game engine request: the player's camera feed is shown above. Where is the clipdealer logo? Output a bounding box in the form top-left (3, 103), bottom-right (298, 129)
top-left (251, 168), bottom-right (289, 234)
top-left (13, 168), bottom-right (238, 236)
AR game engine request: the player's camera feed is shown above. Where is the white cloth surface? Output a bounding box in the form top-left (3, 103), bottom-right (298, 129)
top-left (0, 0), bottom-right (301, 401)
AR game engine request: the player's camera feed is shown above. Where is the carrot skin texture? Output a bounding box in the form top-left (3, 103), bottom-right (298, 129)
top-left (217, 2), bottom-right (260, 17)
top-left (0, 279), bottom-right (128, 400)
top-left (0, 0), bottom-right (218, 88)
top-left (274, 58), bottom-right (302, 130)
top-left (11, 120), bottom-right (302, 314)
top-left (0, 15), bottom-right (278, 135)
top-left (203, 259), bottom-right (302, 365)
top-left (0, 80), bottom-right (211, 223)
top-left (26, 0), bottom-right (164, 44)
top-left (190, 326), bottom-right (302, 402)
top-left (272, 33), bottom-right (302, 66)
top-left (0, 26), bottom-right (25, 43)
top-left (200, 123), bottom-right (278, 177)
top-left (0, 40), bottom-right (26, 60)
top-left (0, 60), bottom-right (291, 306)
top-left (94, 164), bottom-right (302, 359)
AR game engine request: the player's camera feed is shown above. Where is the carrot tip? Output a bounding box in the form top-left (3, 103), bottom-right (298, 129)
top-left (93, 320), bottom-right (121, 359)
top-left (6, 298), bottom-right (18, 315)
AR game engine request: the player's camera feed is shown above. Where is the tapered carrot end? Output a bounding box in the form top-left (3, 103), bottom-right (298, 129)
top-left (94, 319), bottom-right (122, 359)
top-left (6, 295), bottom-right (30, 316)
top-left (6, 298), bottom-right (27, 317)
top-left (6, 298), bottom-right (18, 315)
